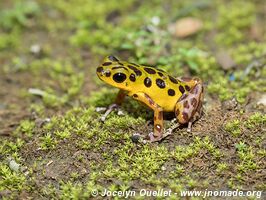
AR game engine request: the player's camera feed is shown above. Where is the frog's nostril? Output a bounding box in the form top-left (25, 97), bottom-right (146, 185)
top-left (97, 67), bottom-right (103, 73)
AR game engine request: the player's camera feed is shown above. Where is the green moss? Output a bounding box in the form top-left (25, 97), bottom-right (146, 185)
top-left (175, 164), bottom-right (185, 176)
top-left (215, 1), bottom-right (255, 46)
top-left (216, 163), bottom-right (228, 174)
top-left (5, 58), bottom-right (85, 108)
top-left (0, 1), bottom-right (40, 30)
top-left (173, 144), bottom-right (199, 162)
top-left (54, 129), bottom-right (71, 139)
top-left (231, 42), bottom-right (266, 65)
top-left (208, 77), bottom-right (233, 101)
top-left (244, 112), bottom-right (266, 129)
top-left (14, 120), bottom-right (35, 138)
top-left (103, 115), bottom-right (145, 130)
top-left (109, 145), bottom-right (171, 180)
top-left (225, 113), bottom-right (265, 138)
top-left (59, 181), bottom-right (83, 200)
top-left (0, 32), bottom-right (19, 50)
top-left (224, 119), bottom-right (241, 137)
top-left (0, 139), bottom-right (24, 156)
top-left (236, 144), bottom-right (258, 172)
top-left (39, 133), bottom-right (57, 150)
top-left (0, 163), bottom-right (26, 191)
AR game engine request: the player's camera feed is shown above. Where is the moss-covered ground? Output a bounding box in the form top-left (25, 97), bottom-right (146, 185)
top-left (0, 0), bottom-right (265, 199)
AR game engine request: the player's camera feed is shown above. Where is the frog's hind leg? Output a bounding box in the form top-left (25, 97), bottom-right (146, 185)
top-left (175, 80), bottom-right (204, 132)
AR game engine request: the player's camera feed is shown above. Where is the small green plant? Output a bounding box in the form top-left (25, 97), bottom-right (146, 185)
top-left (0, 164), bottom-right (26, 191)
top-left (187, 178), bottom-right (197, 189)
top-left (14, 120), bottom-right (35, 138)
top-left (70, 172), bottom-right (80, 180)
top-left (59, 181), bottom-right (83, 200)
top-left (3, 139), bottom-right (25, 154)
top-left (224, 119), bottom-right (241, 137)
top-left (216, 163), bottom-right (228, 173)
top-left (245, 112), bottom-right (266, 129)
top-left (175, 164), bottom-right (185, 175)
top-left (40, 133), bottom-right (57, 150)
top-left (235, 144), bottom-right (258, 173)
top-left (54, 130), bottom-right (71, 139)
top-left (173, 143), bottom-right (199, 162)
top-left (235, 142), bottom-right (247, 152)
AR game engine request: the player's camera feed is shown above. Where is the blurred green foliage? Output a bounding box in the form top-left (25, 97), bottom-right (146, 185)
top-left (0, 1), bottom-right (40, 30)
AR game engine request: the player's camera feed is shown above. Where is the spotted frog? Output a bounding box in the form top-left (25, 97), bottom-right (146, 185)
top-left (96, 55), bottom-right (204, 142)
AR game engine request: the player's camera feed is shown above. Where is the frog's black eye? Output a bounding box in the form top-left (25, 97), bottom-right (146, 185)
top-left (113, 73), bottom-right (127, 83)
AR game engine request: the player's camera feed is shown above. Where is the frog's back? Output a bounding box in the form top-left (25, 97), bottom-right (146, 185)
top-left (131, 63), bottom-right (192, 111)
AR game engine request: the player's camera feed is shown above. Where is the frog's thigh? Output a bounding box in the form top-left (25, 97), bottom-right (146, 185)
top-left (175, 83), bottom-right (203, 124)
top-left (129, 92), bottom-right (163, 138)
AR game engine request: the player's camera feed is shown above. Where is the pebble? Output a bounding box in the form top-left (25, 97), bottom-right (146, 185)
top-left (30, 44), bottom-right (41, 55)
top-left (169, 17), bottom-right (203, 38)
top-left (257, 94), bottom-right (266, 106)
top-left (8, 158), bottom-right (20, 172)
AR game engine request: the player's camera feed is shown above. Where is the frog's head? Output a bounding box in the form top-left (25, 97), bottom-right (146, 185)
top-left (97, 55), bottom-right (133, 90)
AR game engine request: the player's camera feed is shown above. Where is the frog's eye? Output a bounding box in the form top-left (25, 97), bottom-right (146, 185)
top-left (113, 73), bottom-right (127, 83)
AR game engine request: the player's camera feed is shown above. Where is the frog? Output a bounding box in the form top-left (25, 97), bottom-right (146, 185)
top-left (96, 55), bottom-right (204, 142)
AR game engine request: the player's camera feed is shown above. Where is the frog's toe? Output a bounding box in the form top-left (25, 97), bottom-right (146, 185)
top-left (148, 132), bottom-right (166, 143)
top-left (148, 132), bottom-right (155, 141)
top-left (98, 103), bottom-right (120, 122)
top-left (117, 109), bottom-right (125, 116)
top-left (186, 121), bottom-right (192, 132)
top-left (166, 123), bottom-right (179, 133)
top-left (95, 107), bottom-right (107, 112)
top-left (107, 103), bottom-right (119, 110)
top-left (162, 130), bottom-right (172, 138)
top-left (100, 116), bottom-right (106, 122)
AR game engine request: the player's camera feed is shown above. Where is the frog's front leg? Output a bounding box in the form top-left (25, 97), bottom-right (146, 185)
top-left (175, 79), bottom-right (204, 132)
top-left (100, 89), bottom-right (127, 121)
top-left (129, 92), bottom-right (164, 142)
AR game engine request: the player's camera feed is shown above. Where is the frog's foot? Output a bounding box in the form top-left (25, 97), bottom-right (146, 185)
top-left (131, 125), bottom-right (177, 144)
top-left (131, 132), bottom-right (160, 144)
top-left (97, 103), bottom-right (121, 122)
top-left (148, 129), bottom-right (174, 143)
